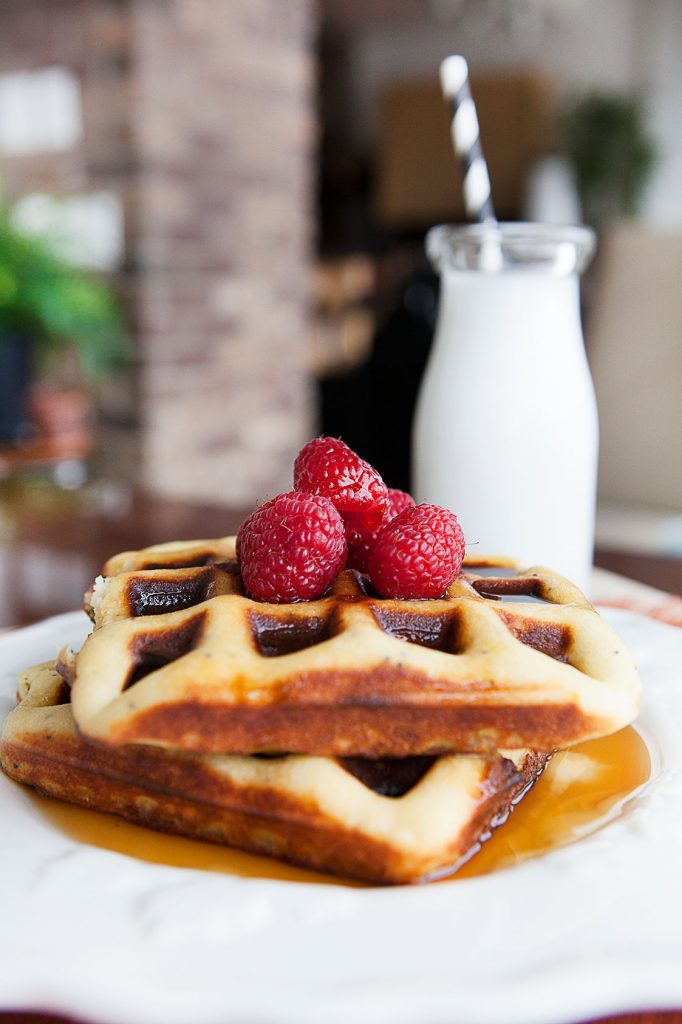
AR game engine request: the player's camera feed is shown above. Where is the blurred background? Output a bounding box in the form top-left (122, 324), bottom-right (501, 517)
top-left (0, 0), bottom-right (680, 623)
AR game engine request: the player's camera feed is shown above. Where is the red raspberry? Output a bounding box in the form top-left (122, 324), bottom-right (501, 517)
top-left (294, 437), bottom-right (388, 523)
top-left (237, 491), bottom-right (347, 603)
top-left (386, 487), bottom-right (417, 520)
top-left (344, 488), bottom-right (416, 573)
top-left (368, 504), bottom-right (465, 599)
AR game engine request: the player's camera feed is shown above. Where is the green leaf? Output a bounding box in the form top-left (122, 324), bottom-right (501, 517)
top-left (560, 92), bottom-right (658, 225)
top-left (0, 204), bottom-right (130, 377)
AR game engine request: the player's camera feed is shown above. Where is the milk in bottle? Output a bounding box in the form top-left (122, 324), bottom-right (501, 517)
top-left (413, 223), bottom-right (597, 593)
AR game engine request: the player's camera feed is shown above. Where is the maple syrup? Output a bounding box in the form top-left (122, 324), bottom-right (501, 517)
top-left (457, 725), bottom-right (651, 878)
top-left (27, 726), bottom-right (650, 886)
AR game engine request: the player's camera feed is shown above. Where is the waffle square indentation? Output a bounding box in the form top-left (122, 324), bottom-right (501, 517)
top-left (250, 611), bottom-right (337, 657)
top-left (124, 613), bottom-right (207, 689)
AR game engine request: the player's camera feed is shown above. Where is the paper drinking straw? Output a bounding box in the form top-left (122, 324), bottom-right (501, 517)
top-left (439, 55), bottom-right (496, 224)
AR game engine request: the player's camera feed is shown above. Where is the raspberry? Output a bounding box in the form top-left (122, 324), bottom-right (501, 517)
top-left (368, 504), bottom-right (465, 599)
top-left (237, 491), bottom-right (347, 603)
top-left (344, 488), bottom-right (416, 573)
top-left (294, 437), bottom-right (388, 523)
top-left (386, 487), bottom-right (417, 520)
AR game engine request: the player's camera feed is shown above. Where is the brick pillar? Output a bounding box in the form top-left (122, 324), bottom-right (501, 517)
top-left (130, 0), bottom-right (316, 506)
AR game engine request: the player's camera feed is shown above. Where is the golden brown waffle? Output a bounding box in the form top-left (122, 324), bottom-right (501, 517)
top-left (0, 662), bottom-right (547, 885)
top-left (103, 536), bottom-right (238, 576)
top-left (69, 537), bottom-right (641, 757)
top-left (83, 536), bottom-right (240, 625)
top-left (86, 564), bottom-right (242, 627)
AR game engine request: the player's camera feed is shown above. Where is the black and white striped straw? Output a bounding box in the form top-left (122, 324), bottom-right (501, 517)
top-left (439, 55), bottom-right (496, 224)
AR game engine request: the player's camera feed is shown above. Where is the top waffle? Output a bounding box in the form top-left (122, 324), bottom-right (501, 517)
top-left (67, 536), bottom-right (641, 758)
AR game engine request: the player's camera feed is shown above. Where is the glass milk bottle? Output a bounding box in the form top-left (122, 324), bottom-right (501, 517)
top-left (413, 223), bottom-right (597, 593)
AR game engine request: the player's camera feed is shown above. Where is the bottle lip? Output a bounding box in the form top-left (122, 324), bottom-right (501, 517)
top-left (426, 221), bottom-right (596, 276)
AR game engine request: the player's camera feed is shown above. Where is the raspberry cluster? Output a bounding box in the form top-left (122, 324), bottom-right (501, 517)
top-left (237, 437), bottom-right (465, 602)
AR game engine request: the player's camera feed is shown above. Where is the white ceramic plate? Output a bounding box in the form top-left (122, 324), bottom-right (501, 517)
top-left (1, 608), bottom-right (682, 1024)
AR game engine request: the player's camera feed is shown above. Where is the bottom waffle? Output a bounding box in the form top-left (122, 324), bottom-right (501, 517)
top-left (0, 662), bottom-right (548, 885)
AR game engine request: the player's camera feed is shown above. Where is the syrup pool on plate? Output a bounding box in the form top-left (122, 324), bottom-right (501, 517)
top-left (457, 725), bottom-right (651, 879)
top-left (26, 726), bottom-right (650, 886)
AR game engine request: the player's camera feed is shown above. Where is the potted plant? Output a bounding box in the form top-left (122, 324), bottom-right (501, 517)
top-left (0, 205), bottom-right (128, 445)
top-left (560, 92), bottom-right (657, 227)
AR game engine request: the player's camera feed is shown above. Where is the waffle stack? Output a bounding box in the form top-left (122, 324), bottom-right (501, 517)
top-left (0, 536), bottom-right (641, 884)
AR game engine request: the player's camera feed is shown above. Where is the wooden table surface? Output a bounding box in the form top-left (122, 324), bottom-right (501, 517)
top-left (1, 480), bottom-right (681, 1024)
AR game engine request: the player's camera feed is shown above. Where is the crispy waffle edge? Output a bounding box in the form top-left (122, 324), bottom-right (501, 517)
top-left (0, 663), bottom-right (548, 885)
